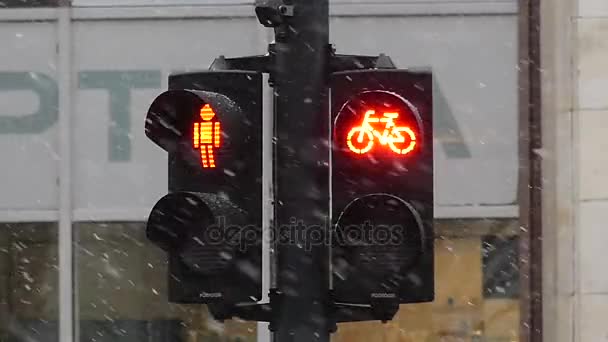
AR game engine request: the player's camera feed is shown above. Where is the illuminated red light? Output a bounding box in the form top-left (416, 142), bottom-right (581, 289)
top-left (346, 109), bottom-right (417, 155)
top-left (193, 104), bottom-right (221, 168)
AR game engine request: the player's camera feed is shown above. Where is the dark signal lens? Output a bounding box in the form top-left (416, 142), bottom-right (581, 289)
top-left (333, 194), bottom-right (425, 278)
top-left (332, 194), bottom-right (426, 303)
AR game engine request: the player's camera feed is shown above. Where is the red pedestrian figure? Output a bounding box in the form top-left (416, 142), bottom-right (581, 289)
top-left (193, 104), bottom-right (221, 168)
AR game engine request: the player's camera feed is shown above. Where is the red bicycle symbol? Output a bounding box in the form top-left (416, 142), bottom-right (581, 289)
top-left (346, 109), bottom-right (417, 155)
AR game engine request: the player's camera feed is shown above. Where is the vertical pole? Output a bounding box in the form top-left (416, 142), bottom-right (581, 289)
top-left (519, 0), bottom-right (543, 341)
top-left (57, 2), bottom-right (74, 342)
top-left (273, 0), bottom-right (330, 341)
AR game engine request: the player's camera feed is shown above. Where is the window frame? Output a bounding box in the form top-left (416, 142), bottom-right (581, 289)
top-left (517, 0), bottom-right (543, 341)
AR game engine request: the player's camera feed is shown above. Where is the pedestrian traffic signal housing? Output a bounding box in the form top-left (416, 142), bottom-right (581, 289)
top-left (145, 71), bottom-right (263, 304)
top-left (330, 69), bottom-right (434, 305)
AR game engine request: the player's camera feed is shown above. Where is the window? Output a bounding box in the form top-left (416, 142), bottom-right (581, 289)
top-left (336, 219), bottom-right (521, 341)
top-left (0, 223), bottom-right (58, 342)
top-left (483, 235), bottom-right (519, 299)
top-left (0, 0), bottom-right (536, 341)
top-left (74, 222), bottom-right (256, 342)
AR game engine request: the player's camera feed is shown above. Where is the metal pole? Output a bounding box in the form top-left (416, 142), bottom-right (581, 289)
top-left (518, 0), bottom-right (543, 341)
top-left (273, 0), bottom-right (330, 341)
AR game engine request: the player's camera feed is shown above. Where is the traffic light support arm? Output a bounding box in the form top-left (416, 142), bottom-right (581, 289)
top-left (207, 287), bottom-right (400, 326)
top-left (207, 289), bottom-right (284, 324)
top-left (208, 47), bottom-right (396, 76)
top-left (330, 52), bottom-right (396, 72)
top-left (330, 296), bottom-right (400, 325)
top-left (209, 54), bottom-right (272, 73)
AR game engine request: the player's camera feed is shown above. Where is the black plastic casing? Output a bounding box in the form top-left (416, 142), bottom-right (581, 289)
top-left (149, 71), bottom-right (263, 304)
top-left (330, 69), bottom-right (434, 304)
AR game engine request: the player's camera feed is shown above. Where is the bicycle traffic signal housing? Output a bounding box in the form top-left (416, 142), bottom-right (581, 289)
top-left (330, 69), bottom-right (434, 305)
top-left (145, 71), bottom-right (263, 304)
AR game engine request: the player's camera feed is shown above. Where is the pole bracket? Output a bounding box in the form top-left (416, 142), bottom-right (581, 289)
top-left (207, 288), bottom-right (284, 326)
top-left (255, 0), bottom-right (294, 27)
top-left (329, 46), bottom-right (397, 72)
top-left (209, 46), bottom-right (396, 81)
top-left (328, 291), bottom-right (400, 329)
top-left (209, 54), bottom-right (273, 73)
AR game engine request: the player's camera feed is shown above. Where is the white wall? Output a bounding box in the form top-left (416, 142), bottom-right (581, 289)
top-left (575, 0), bottom-right (608, 340)
top-left (543, 0), bottom-right (608, 341)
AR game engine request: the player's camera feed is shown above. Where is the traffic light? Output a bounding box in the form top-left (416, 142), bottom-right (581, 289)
top-left (330, 69), bottom-right (434, 305)
top-left (139, 0), bottom-right (437, 333)
top-left (145, 71), bottom-right (263, 304)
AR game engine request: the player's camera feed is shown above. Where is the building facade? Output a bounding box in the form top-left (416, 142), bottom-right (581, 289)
top-left (542, 0), bottom-right (608, 341)
top-left (0, 0), bottom-right (605, 341)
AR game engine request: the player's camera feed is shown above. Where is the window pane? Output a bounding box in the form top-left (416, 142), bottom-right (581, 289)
top-left (74, 222), bottom-right (256, 342)
top-left (334, 219), bottom-right (520, 342)
top-left (482, 235), bottom-right (519, 299)
top-left (0, 222), bottom-right (58, 342)
top-left (0, 22), bottom-right (59, 210)
top-left (332, 14), bottom-right (518, 207)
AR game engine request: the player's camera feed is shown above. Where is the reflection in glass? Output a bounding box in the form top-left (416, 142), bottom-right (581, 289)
top-left (0, 223), bottom-right (58, 342)
top-left (74, 222), bottom-right (256, 342)
top-left (334, 219), bottom-right (521, 342)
